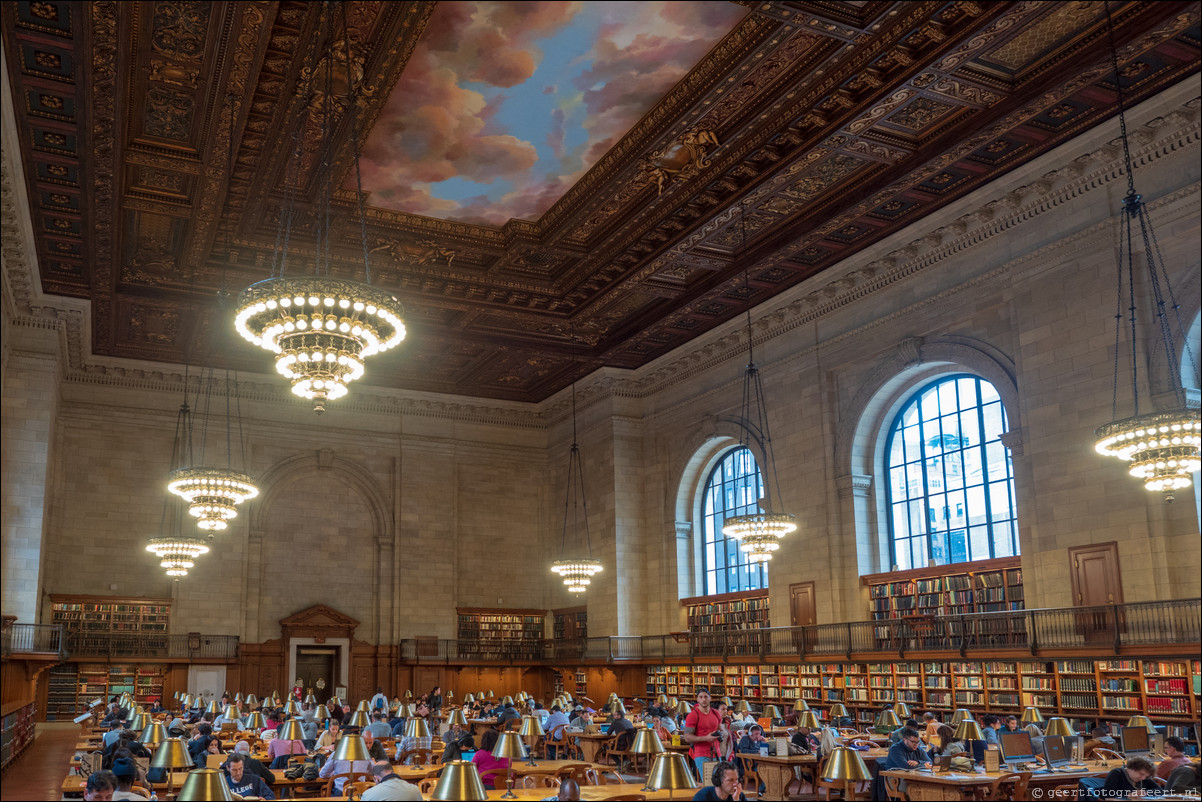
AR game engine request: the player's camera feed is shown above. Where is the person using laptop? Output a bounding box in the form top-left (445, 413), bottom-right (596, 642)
top-left (882, 728), bottom-right (932, 770)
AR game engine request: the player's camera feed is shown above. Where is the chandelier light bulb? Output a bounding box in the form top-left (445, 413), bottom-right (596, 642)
top-left (551, 559), bottom-right (603, 593)
top-left (1095, 411), bottom-right (1201, 494)
top-left (167, 467), bottom-right (259, 531)
top-left (235, 277), bottom-right (405, 413)
top-left (723, 512), bottom-right (797, 564)
top-left (145, 537), bottom-right (210, 577)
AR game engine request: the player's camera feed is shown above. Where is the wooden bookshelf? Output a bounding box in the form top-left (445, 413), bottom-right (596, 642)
top-left (681, 589), bottom-right (769, 633)
top-left (552, 606), bottom-right (587, 640)
top-left (863, 557), bottom-right (1023, 621)
top-left (455, 607), bottom-right (545, 660)
top-left (0, 700), bottom-right (37, 770)
top-left (50, 595), bottom-right (172, 658)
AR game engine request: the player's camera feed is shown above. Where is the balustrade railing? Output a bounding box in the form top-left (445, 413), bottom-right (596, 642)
top-left (2, 623), bottom-right (67, 659)
top-left (400, 598), bottom-right (1200, 664)
top-left (64, 633), bottom-right (239, 660)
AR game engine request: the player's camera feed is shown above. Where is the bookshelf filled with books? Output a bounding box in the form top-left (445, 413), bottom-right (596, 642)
top-left (863, 557), bottom-right (1023, 621)
top-left (552, 606), bottom-right (588, 640)
top-left (642, 658), bottom-right (1198, 727)
top-left (455, 608), bottom-right (546, 660)
top-left (682, 590), bottom-right (769, 633)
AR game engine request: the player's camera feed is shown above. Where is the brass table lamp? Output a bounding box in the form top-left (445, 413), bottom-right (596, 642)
top-left (491, 731), bottom-right (528, 799)
top-left (797, 710), bottom-right (821, 730)
top-left (1044, 717), bottom-right (1074, 738)
top-left (244, 711), bottom-right (266, 730)
top-left (431, 760), bottom-right (488, 801)
top-left (892, 702), bottom-right (911, 719)
top-left (138, 722), bottom-right (167, 747)
top-left (277, 719), bottom-right (305, 742)
top-left (826, 702), bottom-right (845, 719)
top-left (953, 719), bottom-right (985, 742)
top-left (763, 705), bottom-right (782, 722)
top-left (245, 694), bottom-right (259, 708)
top-left (646, 752), bottom-right (698, 799)
top-left (1127, 715), bottom-right (1156, 733)
top-left (346, 711), bottom-right (370, 730)
top-left (150, 737), bottom-right (193, 799)
top-left (332, 733), bottom-right (371, 762)
top-left (631, 728), bottom-right (665, 790)
top-left (518, 716), bottom-right (545, 765)
top-left (951, 709), bottom-right (974, 726)
top-left (1021, 707), bottom-right (1045, 726)
top-left (675, 700), bottom-right (692, 718)
top-left (822, 746), bottom-right (873, 802)
top-left (876, 710), bottom-right (901, 730)
top-left (175, 767), bottom-right (234, 801)
top-left (448, 708), bottom-right (469, 728)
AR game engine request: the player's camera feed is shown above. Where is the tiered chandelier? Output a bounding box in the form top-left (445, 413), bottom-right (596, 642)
top-left (550, 361), bottom-right (602, 592)
top-left (233, 3), bottom-right (405, 413)
top-left (167, 367), bottom-right (259, 531)
top-left (146, 535), bottom-right (211, 577)
top-left (1093, 4), bottom-right (1200, 497)
top-left (720, 204), bottom-right (796, 562)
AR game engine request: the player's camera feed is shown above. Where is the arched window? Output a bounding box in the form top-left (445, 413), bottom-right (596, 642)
top-left (701, 447), bottom-right (768, 595)
top-left (886, 375), bottom-right (1018, 570)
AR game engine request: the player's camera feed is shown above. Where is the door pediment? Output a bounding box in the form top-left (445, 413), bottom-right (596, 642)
top-left (280, 605), bottom-right (359, 641)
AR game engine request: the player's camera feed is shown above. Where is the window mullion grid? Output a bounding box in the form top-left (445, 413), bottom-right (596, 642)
top-left (918, 394), bottom-right (937, 568)
top-left (977, 382), bottom-right (997, 560)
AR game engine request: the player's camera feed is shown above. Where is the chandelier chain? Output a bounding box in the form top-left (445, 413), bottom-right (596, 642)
top-left (317, 3), bottom-right (335, 278)
top-left (340, 0), bottom-right (374, 285)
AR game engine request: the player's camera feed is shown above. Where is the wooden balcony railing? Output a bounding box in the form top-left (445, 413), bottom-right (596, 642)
top-left (400, 597), bottom-right (1200, 664)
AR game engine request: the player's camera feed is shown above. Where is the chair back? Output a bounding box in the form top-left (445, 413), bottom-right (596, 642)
top-left (344, 780), bottom-right (374, 799)
top-left (987, 771), bottom-right (1032, 801)
top-left (737, 754), bottom-right (759, 788)
top-left (321, 772), bottom-right (372, 797)
top-left (518, 773), bottom-right (561, 788)
top-left (418, 777), bottom-right (439, 793)
top-left (883, 774), bottom-right (906, 801)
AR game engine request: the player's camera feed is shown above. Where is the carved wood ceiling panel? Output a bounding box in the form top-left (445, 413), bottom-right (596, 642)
top-left (4, 0), bottom-right (1199, 401)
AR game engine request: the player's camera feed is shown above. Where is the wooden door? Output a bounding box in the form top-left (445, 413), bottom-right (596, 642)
top-left (1069, 543), bottom-right (1123, 645)
top-left (1069, 543), bottom-right (1123, 606)
top-left (415, 668), bottom-right (441, 698)
top-left (789, 582), bottom-right (816, 626)
top-left (296, 648), bottom-right (336, 703)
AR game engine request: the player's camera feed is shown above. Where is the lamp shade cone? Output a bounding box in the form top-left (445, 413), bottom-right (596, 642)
top-left (447, 690), bottom-right (454, 699)
top-left (314, 704), bottom-right (331, 720)
top-left (794, 698), bottom-right (811, 713)
top-left (631, 728), bottom-right (665, 755)
top-left (244, 712), bottom-right (266, 730)
top-left (129, 713), bottom-right (151, 733)
top-left (234, 693), bottom-right (244, 704)
top-left (877, 710), bottom-right (901, 729)
top-left (1128, 715), bottom-right (1156, 733)
top-left (485, 689), bottom-right (494, 699)
top-left (953, 720), bottom-right (985, 741)
top-left (492, 731), bottom-right (528, 761)
top-left (735, 700), bottom-right (751, 714)
top-left (501, 695), bottom-right (514, 707)
top-left (464, 693), bottom-right (475, 704)
top-left (797, 710), bottom-right (821, 730)
top-left (1021, 707), bottom-right (1045, 726)
top-left (1044, 717), bottom-right (1074, 738)
top-left (399, 704), bottom-right (415, 718)
top-left (668, 696), bottom-right (678, 708)
top-left (656, 694), bottom-right (669, 705)
top-left (430, 760), bottom-right (488, 801)
top-left (612, 700), bottom-right (627, 715)
top-left (174, 767), bottom-right (235, 801)
top-left (405, 689), bottom-right (413, 699)
top-left (448, 708), bottom-right (469, 728)
top-left (245, 694), bottom-right (258, 707)
top-left (277, 719), bottom-right (306, 741)
top-left (221, 705), bottom-right (240, 722)
top-left (720, 696), bottom-right (733, 708)
top-left (150, 738), bottom-right (194, 770)
top-left (827, 703), bottom-right (846, 718)
top-left (205, 701), bottom-right (221, 715)
top-left (892, 702), bottom-right (911, 719)
top-left (647, 752), bottom-right (698, 792)
top-left (182, 694), bottom-right (195, 709)
top-left (519, 716), bottom-right (545, 738)
top-left (138, 722), bottom-right (167, 746)
top-left (822, 746), bottom-right (873, 782)
top-left (346, 711), bottom-right (370, 730)
top-left (951, 709), bottom-right (974, 726)
top-left (284, 700), bottom-right (302, 716)
top-left (174, 691), bottom-right (181, 700)
top-left (764, 705), bottom-right (782, 721)
top-left (331, 734), bottom-right (371, 762)
top-left (303, 693), bottom-right (317, 705)
top-left (405, 718), bottom-right (432, 739)
top-left (675, 700), bottom-right (692, 717)
top-left (356, 700), bottom-right (371, 712)
top-left (608, 692), bottom-right (619, 701)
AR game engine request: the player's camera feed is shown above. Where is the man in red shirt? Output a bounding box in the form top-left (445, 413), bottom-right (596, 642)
top-left (683, 689), bottom-right (723, 780)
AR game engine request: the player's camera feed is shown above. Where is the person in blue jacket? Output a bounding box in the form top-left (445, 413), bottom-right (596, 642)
top-left (881, 728), bottom-right (932, 770)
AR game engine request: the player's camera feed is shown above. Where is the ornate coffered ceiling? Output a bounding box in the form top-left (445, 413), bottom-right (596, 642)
top-left (3, 1), bottom-right (1199, 401)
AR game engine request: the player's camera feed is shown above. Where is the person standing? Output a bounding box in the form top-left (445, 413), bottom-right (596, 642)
top-left (683, 689), bottom-right (723, 780)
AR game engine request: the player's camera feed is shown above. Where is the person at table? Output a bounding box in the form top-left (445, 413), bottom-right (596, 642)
top-left (539, 776), bottom-right (581, 801)
top-left (1102, 757), bottom-right (1160, 798)
top-left (317, 745), bottom-right (372, 795)
top-left (606, 709), bottom-right (634, 737)
top-left (362, 729), bottom-right (389, 761)
top-left (260, 712), bottom-right (283, 741)
top-left (203, 735), bottom-right (224, 764)
top-left (229, 740), bottom-right (276, 788)
top-left (225, 753), bottom-right (276, 800)
top-left (684, 689), bottom-right (724, 781)
top-left (890, 718), bottom-right (920, 744)
top-left (369, 686), bottom-right (388, 715)
top-left (979, 714), bottom-right (1001, 747)
top-left (1083, 725), bottom-right (1116, 758)
top-left (85, 770), bottom-right (118, 802)
top-left (921, 712), bottom-right (941, 740)
top-left (101, 719), bottom-right (125, 749)
top-left (735, 725), bottom-right (768, 791)
top-left (315, 718), bottom-right (342, 750)
top-left (327, 700), bottom-right (345, 725)
top-left (651, 715), bottom-right (673, 744)
top-left (428, 685), bottom-right (444, 716)
top-left (714, 701), bottom-right (735, 761)
top-left (1024, 723), bottom-right (1045, 755)
top-left (692, 760), bottom-right (745, 801)
top-left (1002, 715), bottom-right (1020, 733)
top-left (213, 707), bottom-right (243, 730)
top-left (929, 725), bottom-right (964, 757)
top-left (1167, 763), bottom-right (1201, 794)
top-left (364, 710), bottom-right (391, 739)
top-left (471, 728), bottom-right (512, 789)
top-left (267, 726), bottom-right (306, 769)
top-left (166, 712), bottom-right (187, 737)
top-left (542, 705), bottom-right (571, 758)
top-left (147, 698), bottom-right (165, 716)
top-left (495, 698), bottom-right (520, 728)
top-left (790, 725), bottom-right (820, 755)
top-left (1156, 736), bottom-right (1191, 781)
top-left (103, 732), bottom-right (149, 769)
top-left (359, 760), bottom-right (422, 801)
top-left (394, 719), bottom-right (433, 763)
top-left (882, 727), bottom-right (932, 770)
top-left (569, 706), bottom-right (592, 730)
top-left (109, 757), bottom-right (150, 801)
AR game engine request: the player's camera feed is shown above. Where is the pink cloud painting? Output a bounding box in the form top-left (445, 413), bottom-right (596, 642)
top-left (354, 1), bottom-right (748, 226)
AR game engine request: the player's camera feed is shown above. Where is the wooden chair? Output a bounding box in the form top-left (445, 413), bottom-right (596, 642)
top-left (882, 774), bottom-right (907, 801)
top-left (517, 773), bottom-right (561, 789)
top-left (736, 754), bottom-right (760, 794)
top-left (344, 780), bottom-right (374, 799)
top-left (838, 728), bottom-right (860, 737)
top-left (1047, 782), bottom-right (1079, 800)
top-left (987, 771), bottom-right (1032, 801)
top-left (418, 777), bottom-right (439, 794)
top-left (398, 748), bottom-right (433, 766)
top-left (321, 772), bottom-right (372, 797)
top-left (584, 768), bottom-right (608, 786)
top-left (504, 718), bottom-right (523, 732)
top-left (1091, 748), bottom-right (1124, 762)
top-left (479, 768), bottom-right (511, 791)
top-left (554, 763), bottom-right (592, 785)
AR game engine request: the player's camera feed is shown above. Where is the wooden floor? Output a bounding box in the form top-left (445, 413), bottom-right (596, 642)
top-left (1, 722), bottom-right (80, 801)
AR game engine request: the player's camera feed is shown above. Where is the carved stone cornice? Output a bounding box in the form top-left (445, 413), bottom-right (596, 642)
top-left (675, 521), bottom-right (692, 540)
top-left (997, 429), bottom-right (1024, 456)
top-left (835, 473), bottom-right (873, 499)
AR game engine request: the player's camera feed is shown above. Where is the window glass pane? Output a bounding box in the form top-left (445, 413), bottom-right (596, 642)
top-left (698, 446), bottom-right (769, 596)
top-left (885, 375), bottom-right (1019, 570)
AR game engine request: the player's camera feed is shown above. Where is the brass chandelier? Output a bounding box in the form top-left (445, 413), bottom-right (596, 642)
top-left (720, 204), bottom-right (796, 561)
top-left (1093, 4), bottom-right (1200, 497)
top-left (551, 368), bottom-right (602, 593)
top-left (234, 2), bottom-right (405, 413)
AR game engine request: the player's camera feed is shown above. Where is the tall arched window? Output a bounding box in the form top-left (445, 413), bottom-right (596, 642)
top-left (886, 375), bottom-right (1018, 570)
top-left (702, 447), bottom-right (768, 595)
